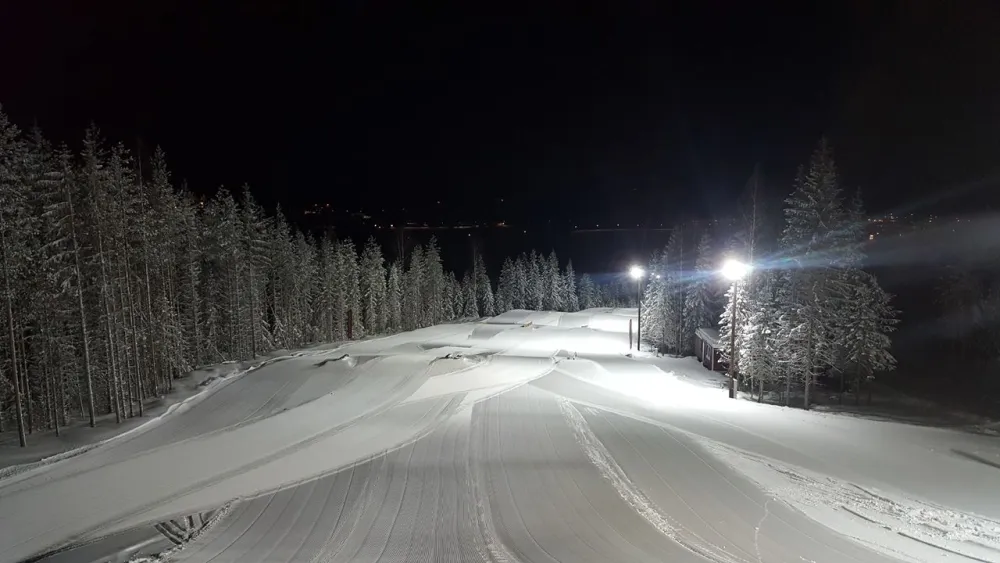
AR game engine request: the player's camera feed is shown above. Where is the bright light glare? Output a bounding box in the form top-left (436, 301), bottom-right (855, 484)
top-left (629, 265), bottom-right (645, 279)
top-left (721, 259), bottom-right (750, 281)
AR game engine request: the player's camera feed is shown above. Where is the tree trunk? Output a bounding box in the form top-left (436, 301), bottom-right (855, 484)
top-left (22, 354), bottom-right (33, 435)
top-left (142, 237), bottom-right (161, 396)
top-left (855, 370), bottom-right (862, 406)
top-left (116, 280), bottom-right (135, 420)
top-left (0, 215), bottom-right (26, 448)
top-left (65, 184), bottom-right (96, 427)
top-left (106, 354), bottom-right (114, 415)
top-left (758, 377), bottom-right (764, 403)
top-left (97, 226), bottom-right (124, 424)
top-left (248, 265), bottom-right (257, 359)
top-left (41, 325), bottom-right (59, 436)
top-left (839, 369), bottom-right (845, 405)
top-left (803, 317), bottom-right (814, 410)
top-left (188, 256), bottom-right (200, 368)
top-left (57, 362), bottom-right (67, 427)
top-left (43, 362), bottom-right (54, 434)
top-left (123, 254), bottom-right (144, 416)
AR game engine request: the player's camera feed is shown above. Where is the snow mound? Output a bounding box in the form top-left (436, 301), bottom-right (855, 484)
top-left (0, 356), bottom-right (284, 483)
top-left (556, 356), bottom-right (732, 411)
top-left (313, 353), bottom-right (356, 368)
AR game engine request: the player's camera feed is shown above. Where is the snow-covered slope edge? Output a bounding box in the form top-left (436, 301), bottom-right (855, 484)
top-left (699, 438), bottom-right (1000, 563)
top-left (0, 350), bottom-right (319, 484)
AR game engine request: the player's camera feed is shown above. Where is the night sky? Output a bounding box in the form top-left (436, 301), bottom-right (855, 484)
top-left (3, 1), bottom-right (1000, 227)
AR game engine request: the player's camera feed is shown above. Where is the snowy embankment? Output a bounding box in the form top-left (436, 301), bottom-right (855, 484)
top-left (3, 309), bottom-right (1000, 563)
top-left (0, 353), bottom-right (281, 482)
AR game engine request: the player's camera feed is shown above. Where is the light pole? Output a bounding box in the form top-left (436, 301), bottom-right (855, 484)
top-left (721, 258), bottom-right (751, 399)
top-left (629, 265), bottom-right (644, 350)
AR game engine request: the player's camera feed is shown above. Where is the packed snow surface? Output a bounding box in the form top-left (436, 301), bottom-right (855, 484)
top-left (1, 309), bottom-right (999, 563)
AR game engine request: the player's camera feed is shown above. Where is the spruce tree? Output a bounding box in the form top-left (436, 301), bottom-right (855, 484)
top-left (563, 260), bottom-right (579, 312)
top-left (462, 271), bottom-right (478, 318)
top-left (424, 238), bottom-right (445, 325)
top-left (386, 261), bottom-right (403, 331)
top-left (684, 232), bottom-right (716, 338)
top-left (403, 246), bottom-right (424, 330)
top-left (496, 258), bottom-right (516, 313)
top-left (360, 237), bottom-right (386, 335)
top-left (578, 273), bottom-right (596, 310)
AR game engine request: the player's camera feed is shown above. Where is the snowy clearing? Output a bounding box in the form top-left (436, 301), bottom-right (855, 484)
top-left (1, 309), bottom-right (998, 563)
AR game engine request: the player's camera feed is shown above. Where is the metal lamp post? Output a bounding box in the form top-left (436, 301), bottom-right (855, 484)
top-left (629, 265), bottom-right (645, 350)
top-left (721, 258), bottom-right (751, 399)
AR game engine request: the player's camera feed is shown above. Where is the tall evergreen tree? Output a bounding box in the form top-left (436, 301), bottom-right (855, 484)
top-left (684, 232), bottom-right (716, 338)
top-left (563, 260), bottom-right (579, 312)
top-left (496, 258), bottom-right (516, 313)
top-left (386, 261), bottom-right (402, 332)
top-left (578, 273), bottom-right (597, 310)
top-left (360, 237), bottom-right (387, 335)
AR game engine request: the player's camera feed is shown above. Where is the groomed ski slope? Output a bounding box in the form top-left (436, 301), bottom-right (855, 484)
top-left (1, 309), bottom-right (998, 563)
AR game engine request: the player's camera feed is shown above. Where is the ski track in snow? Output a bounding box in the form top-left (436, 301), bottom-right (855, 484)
top-left (1, 311), bottom-right (998, 563)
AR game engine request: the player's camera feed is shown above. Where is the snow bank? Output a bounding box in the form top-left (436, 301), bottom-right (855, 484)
top-left (405, 354), bottom-right (554, 405)
top-left (556, 356), bottom-right (734, 411)
top-left (0, 353), bottom-right (294, 484)
top-left (700, 438), bottom-right (1000, 563)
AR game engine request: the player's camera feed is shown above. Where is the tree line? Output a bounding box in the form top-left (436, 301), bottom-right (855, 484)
top-left (0, 108), bottom-right (643, 446)
top-left (0, 110), bottom-right (467, 446)
top-left (633, 142), bottom-right (897, 408)
top-left (702, 141), bottom-right (896, 408)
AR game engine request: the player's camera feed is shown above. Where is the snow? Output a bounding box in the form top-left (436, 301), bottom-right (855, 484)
top-left (695, 327), bottom-right (722, 348)
top-left (0, 353), bottom-right (283, 480)
top-left (2, 310), bottom-right (999, 563)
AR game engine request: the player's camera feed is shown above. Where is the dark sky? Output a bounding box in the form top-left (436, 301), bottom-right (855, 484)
top-left (3, 1), bottom-right (1000, 226)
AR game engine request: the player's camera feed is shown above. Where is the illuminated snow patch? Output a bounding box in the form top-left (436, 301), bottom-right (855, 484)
top-left (700, 439), bottom-right (1000, 563)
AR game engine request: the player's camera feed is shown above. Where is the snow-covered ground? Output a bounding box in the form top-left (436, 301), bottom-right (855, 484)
top-left (1, 308), bottom-right (998, 563)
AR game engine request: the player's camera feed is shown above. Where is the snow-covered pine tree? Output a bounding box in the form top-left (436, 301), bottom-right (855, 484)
top-left (545, 251), bottom-right (563, 311)
top-left (779, 139), bottom-right (855, 407)
top-left (386, 260), bottom-right (403, 331)
top-left (339, 239), bottom-right (362, 338)
top-left (146, 148), bottom-right (187, 386)
top-left (663, 228), bottom-right (687, 353)
top-left (530, 251), bottom-right (545, 310)
top-left (513, 254), bottom-right (529, 309)
top-left (403, 245), bottom-right (424, 330)
top-left (32, 131), bottom-right (99, 428)
top-left (360, 237), bottom-right (386, 335)
top-left (448, 271), bottom-right (463, 320)
top-left (839, 270), bottom-right (897, 404)
top-left (718, 275), bottom-right (750, 373)
top-left (473, 251), bottom-right (494, 316)
top-left (563, 260), bottom-right (579, 312)
top-left (577, 273), bottom-right (596, 310)
top-left (270, 208), bottom-right (301, 345)
top-left (175, 187), bottom-right (204, 369)
top-left (424, 238), bottom-right (445, 325)
top-left (684, 232), bottom-right (716, 340)
top-left (461, 271), bottom-right (479, 318)
top-left (313, 236), bottom-right (335, 341)
top-left (0, 109), bottom-right (30, 444)
top-left (293, 232), bottom-right (319, 344)
top-left (496, 258), bottom-right (516, 313)
top-left (640, 251), bottom-right (667, 348)
top-left (80, 126), bottom-right (131, 421)
top-left (240, 186), bottom-right (272, 357)
top-left (737, 270), bottom-right (785, 401)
